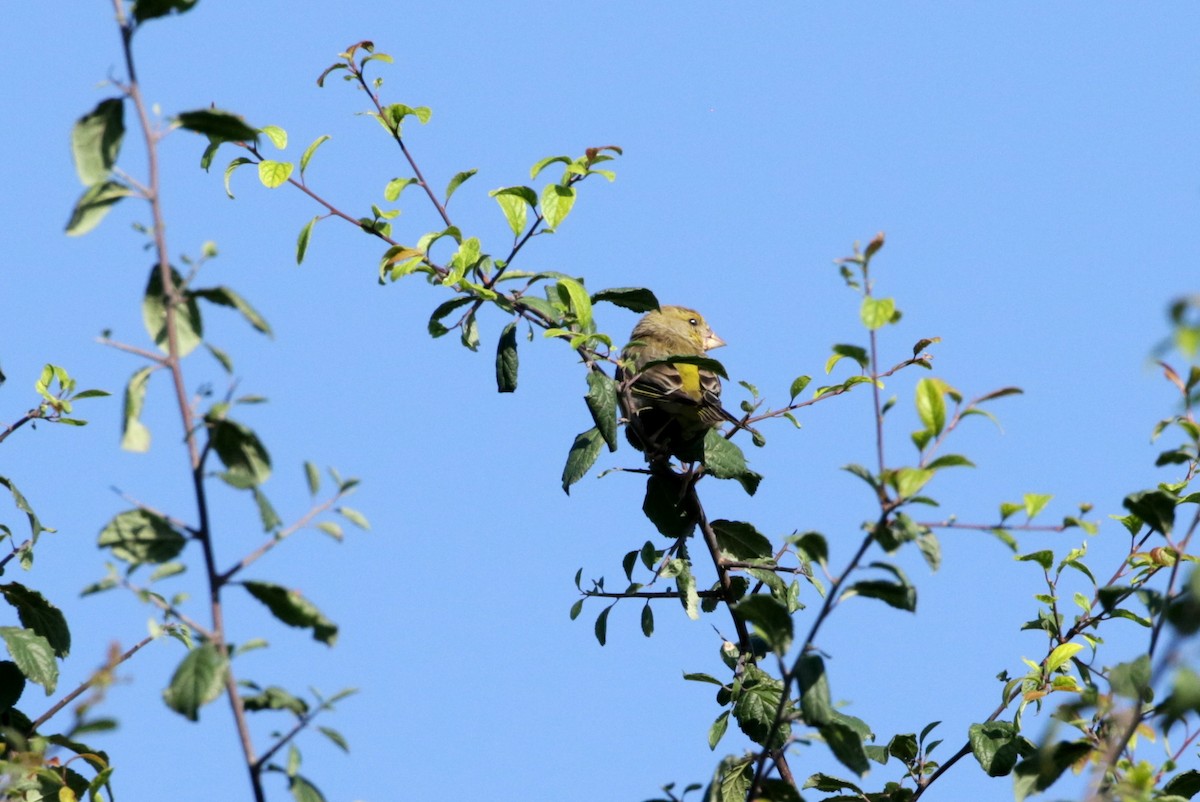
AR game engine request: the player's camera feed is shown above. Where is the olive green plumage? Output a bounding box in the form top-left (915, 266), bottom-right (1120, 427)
top-left (616, 305), bottom-right (747, 463)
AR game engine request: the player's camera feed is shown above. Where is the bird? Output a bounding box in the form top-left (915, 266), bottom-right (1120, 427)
top-left (616, 305), bottom-right (756, 464)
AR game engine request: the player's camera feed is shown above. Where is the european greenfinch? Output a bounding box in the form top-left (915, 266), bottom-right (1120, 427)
top-left (616, 305), bottom-right (754, 463)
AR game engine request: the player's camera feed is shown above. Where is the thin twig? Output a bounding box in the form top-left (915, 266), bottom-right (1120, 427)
top-left (0, 411), bottom-right (41, 445)
top-left (110, 3), bottom-right (262, 798)
top-left (0, 540), bottom-right (32, 572)
top-left (694, 486), bottom-right (753, 656)
top-left (351, 65), bottom-right (452, 229)
top-left (112, 487), bottom-right (198, 536)
top-left (97, 336), bottom-right (170, 365)
top-left (121, 579), bottom-right (213, 640)
top-left (917, 520), bottom-right (1070, 533)
top-left (218, 493), bottom-right (341, 585)
top-left (723, 560), bottom-right (806, 575)
top-left (582, 589), bottom-right (723, 600)
top-left (253, 700), bottom-right (340, 773)
top-left (27, 634), bottom-right (155, 734)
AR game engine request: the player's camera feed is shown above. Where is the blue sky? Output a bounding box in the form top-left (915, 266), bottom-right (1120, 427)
top-left (2, 3), bottom-right (1199, 801)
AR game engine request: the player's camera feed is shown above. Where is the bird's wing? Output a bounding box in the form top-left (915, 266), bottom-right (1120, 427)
top-left (628, 361), bottom-right (732, 425)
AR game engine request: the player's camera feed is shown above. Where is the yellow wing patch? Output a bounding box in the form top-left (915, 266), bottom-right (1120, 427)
top-left (675, 363), bottom-right (701, 396)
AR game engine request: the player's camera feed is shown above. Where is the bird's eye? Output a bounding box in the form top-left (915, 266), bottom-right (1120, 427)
top-left (688, 318), bottom-right (698, 326)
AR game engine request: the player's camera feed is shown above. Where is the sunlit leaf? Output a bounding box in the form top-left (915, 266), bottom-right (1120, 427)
top-left (71, 98), bottom-right (124, 186)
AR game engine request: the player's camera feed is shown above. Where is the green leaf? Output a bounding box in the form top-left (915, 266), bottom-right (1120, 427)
top-left (0, 477), bottom-right (51, 545)
top-left (384, 177), bottom-right (418, 202)
top-left (71, 98), bottom-right (124, 186)
top-left (911, 337), bottom-right (940, 357)
top-left (640, 604), bottom-right (654, 638)
top-left (287, 774), bottom-right (327, 802)
top-left (820, 717), bottom-right (871, 776)
top-left (1123, 489), bottom-right (1176, 535)
top-left (561, 428), bottom-right (603, 494)
top-left (176, 109), bottom-right (258, 142)
top-left (915, 378), bottom-right (946, 437)
top-left (733, 595), bottom-right (792, 654)
top-left (667, 559), bottom-right (702, 619)
top-left (427, 297), bottom-right (472, 338)
top-left (887, 733), bottom-right (919, 762)
top-left (642, 473), bottom-right (696, 538)
top-left (541, 183), bottom-right (576, 230)
top-left (0, 627), bottom-right (57, 694)
top-left (826, 344), bottom-right (869, 373)
top-left (1023, 493), bottom-right (1054, 519)
top-left (304, 462), bottom-right (320, 496)
top-left (703, 431), bottom-right (762, 495)
top-left (494, 321), bottom-right (519, 393)
top-left (926, 454), bottom-right (974, 470)
top-left (243, 581), bottom-right (338, 645)
top-left (204, 342), bottom-right (237, 375)
top-left (258, 125), bottom-right (287, 149)
top-left (142, 265), bottom-right (202, 356)
top-left (252, 488), bottom-right (281, 533)
top-left (192, 286), bottom-right (272, 336)
top-left (1016, 550), bottom-right (1054, 571)
top-left (210, 419), bottom-right (273, 488)
top-left (891, 467), bottom-right (934, 499)
top-left (803, 774), bottom-right (863, 795)
top-left (847, 564), bottom-right (917, 611)
top-left (0, 661), bottom-right (25, 714)
top-left (258, 160), bottom-right (294, 188)
top-left (121, 366), bottom-right (153, 452)
top-left (299, 134), bottom-right (331, 176)
top-left (1012, 741), bottom-right (1105, 800)
top-left (381, 103), bottom-right (432, 131)
top-left (296, 216), bottom-right (318, 265)
top-left (530, 155), bottom-right (571, 179)
top-left (711, 520), bottom-right (773, 560)
top-left (590, 287), bottom-right (659, 313)
top-left (1110, 654), bottom-right (1152, 701)
top-left (0, 584), bottom-right (70, 658)
top-left (860, 296), bottom-right (896, 331)
top-left (162, 643), bottom-right (227, 721)
top-left (1045, 642), bottom-right (1082, 673)
top-left (132, 0), bottom-right (198, 22)
top-left (789, 375), bottom-right (811, 402)
top-left (797, 653), bottom-right (833, 726)
top-left (446, 237), bottom-right (483, 285)
top-left (98, 509), bottom-right (185, 565)
top-left (338, 507), bottom-right (369, 530)
top-left (489, 187), bottom-right (536, 236)
top-left (1164, 770), bottom-right (1200, 798)
top-left (149, 562), bottom-right (185, 582)
top-left (65, 180), bottom-right (131, 236)
top-left (593, 606), bottom-right (610, 646)
top-left (732, 665), bottom-right (788, 748)
top-left (708, 710), bottom-right (730, 750)
top-left (242, 685), bottom-right (309, 715)
top-left (458, 312), bottom-right (479, 352)
top-left (968, 721), bottom-right (1031, 777)
top-left (223, 156), bottom-right (253, 198)
top-left (71, 388), bottom-right (110, 401)
top-left (1162, 668), bottom-right (1200, 731)
top-left (584, 371), bottom-right (618, 450)
top-left (444, 169), bottom-right (478, 203)
top-left (683, 672), bottom-right (725, 686)
top-left (556, 277), bottom-right (593, 330)
top-left (317, 726), bottom-right (349, 753)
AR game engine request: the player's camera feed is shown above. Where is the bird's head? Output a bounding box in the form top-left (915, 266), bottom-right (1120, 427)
top-left (642, 305), bottom-right (726, 353)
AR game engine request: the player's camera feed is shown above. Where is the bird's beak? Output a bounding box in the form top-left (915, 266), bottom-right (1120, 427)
top-left (704, 331), bottom-right (726, 350)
